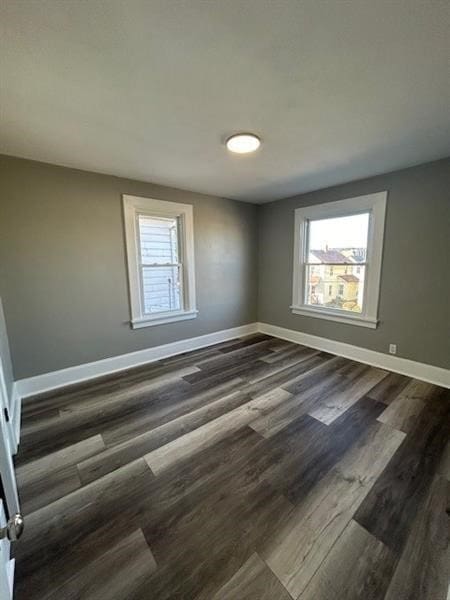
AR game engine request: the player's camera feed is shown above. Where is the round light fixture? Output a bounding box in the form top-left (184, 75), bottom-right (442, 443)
top-left (226, 133), bottom-right (261, 154)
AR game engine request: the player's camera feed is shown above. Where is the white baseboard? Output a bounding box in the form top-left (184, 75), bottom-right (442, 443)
top-left (15, 322), bottom-right (259, 398)
top-left (14, 319), bottom-right (449, 399)
top-left (257, 322), bottom-right (450, 388)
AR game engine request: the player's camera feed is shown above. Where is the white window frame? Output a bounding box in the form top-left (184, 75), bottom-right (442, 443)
top-left (123, 195), bottom-right (197, 329)
top-left (291, 191), bottom-right (387, 329)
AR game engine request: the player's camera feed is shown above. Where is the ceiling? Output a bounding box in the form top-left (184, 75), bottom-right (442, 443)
top-left (1, 1), bottom-right (449, 203)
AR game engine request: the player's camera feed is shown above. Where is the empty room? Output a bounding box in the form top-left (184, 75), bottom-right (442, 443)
top-left (0, 1), bottom-right (449, 599)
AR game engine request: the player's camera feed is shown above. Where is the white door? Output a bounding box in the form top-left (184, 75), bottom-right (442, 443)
top-left (0, 382), bottom-right (21, 600)
top-left (0, 299), bottom-right (22, 600)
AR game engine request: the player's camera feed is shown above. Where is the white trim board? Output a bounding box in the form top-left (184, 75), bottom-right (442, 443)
top-left (122, 195), bottom-right (197, 329)
top-left (257, 322), bottom-right (450, 389)
top-left (14, 320), bottom-right (449, 400)
top-left (291, 191), bottom-right (387, 329)
top-left (15, 323), bottom-right (258, 398)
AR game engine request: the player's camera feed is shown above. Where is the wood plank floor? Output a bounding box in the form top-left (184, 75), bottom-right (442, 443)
top-left (13, 334), bottom-right (450, 600)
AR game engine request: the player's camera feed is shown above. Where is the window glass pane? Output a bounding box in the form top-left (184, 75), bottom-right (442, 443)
top-left (138, 215), bottom-right (179, 264)
top-left (305, 264), bottom-right (365, 313)
top-left (307, 213), bottom-right (369, 264)
top-left (142, 265), bottom-right (181, 314)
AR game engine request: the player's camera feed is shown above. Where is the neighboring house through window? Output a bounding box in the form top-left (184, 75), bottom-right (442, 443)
top-left (291, 191), bottom-right (387, 328)
top-left (123, 195), bottom-right (197, 328)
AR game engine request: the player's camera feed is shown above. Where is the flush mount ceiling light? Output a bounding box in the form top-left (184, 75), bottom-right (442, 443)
top-left (226, 133), bottom-right (261, 154)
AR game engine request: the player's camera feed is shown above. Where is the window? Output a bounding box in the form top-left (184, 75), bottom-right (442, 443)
top-left (123, 195), bottom-right (197, 328)
top-left (291, 192), bottom-right (387, 328)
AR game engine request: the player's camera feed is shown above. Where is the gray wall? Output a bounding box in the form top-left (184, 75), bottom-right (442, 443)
top-left (1, 155), bottom-right (449, 379)
top-left (0, 155), bottom-right (258, 379)
top-left (258, 158), bottom-right (450, 369)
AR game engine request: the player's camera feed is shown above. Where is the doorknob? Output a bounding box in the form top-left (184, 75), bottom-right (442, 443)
top-left (0, 513), bottom-right (24, 542)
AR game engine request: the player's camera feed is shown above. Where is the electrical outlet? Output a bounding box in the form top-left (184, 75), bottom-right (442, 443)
top-left (389, 344), bottom-right (397, 355)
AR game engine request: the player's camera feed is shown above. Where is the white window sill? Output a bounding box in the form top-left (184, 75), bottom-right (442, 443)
top-left (131, 310), bottom-right (198, 329)
top-left (290, 305), bottom-right (378, 329)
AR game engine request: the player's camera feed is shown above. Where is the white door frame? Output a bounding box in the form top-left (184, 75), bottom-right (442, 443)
top-left (0, 299), bottom-right (19, 455)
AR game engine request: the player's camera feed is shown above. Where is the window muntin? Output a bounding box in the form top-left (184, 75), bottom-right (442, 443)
top-left (123, 195), bottom-right (197, 328)
top-left (304, 213), bottom-right (369, 314)
top-left (291, 192), bottom-right (387, 329)
top-left (138, 215), bottom-right (182, 315)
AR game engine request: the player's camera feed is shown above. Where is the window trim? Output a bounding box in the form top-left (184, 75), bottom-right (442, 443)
top-left (291, 191), bottom-right (387, 329)
top-left (123, 195), bottom-right (197, 329)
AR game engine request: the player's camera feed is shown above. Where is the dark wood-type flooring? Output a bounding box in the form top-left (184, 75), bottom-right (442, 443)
top-left (13, 334), bottom-right (450, 599)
